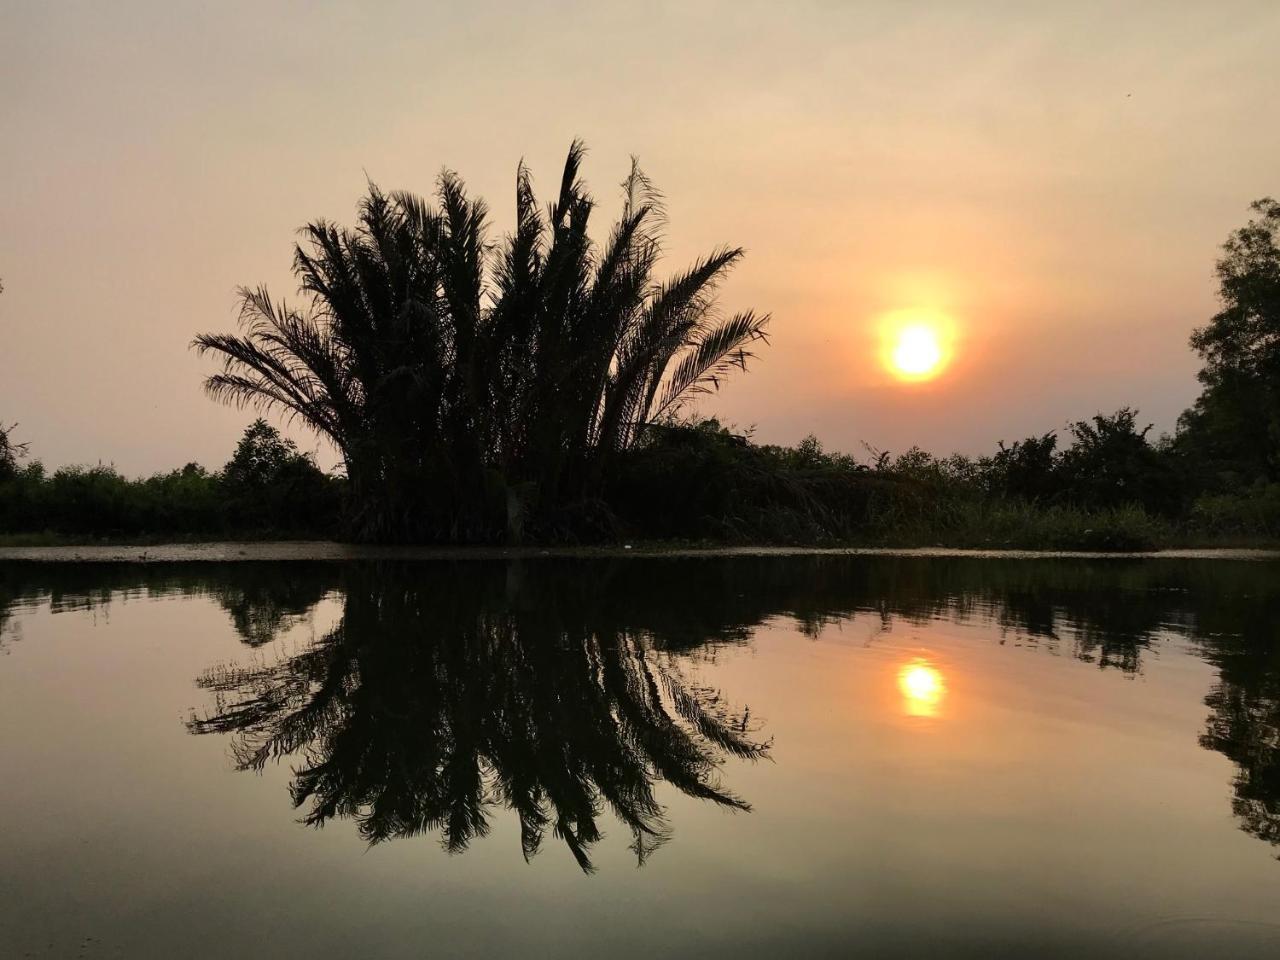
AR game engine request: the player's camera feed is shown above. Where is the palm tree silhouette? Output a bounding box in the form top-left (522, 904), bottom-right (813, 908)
top-left (194, 143), bottom-right (769, 542)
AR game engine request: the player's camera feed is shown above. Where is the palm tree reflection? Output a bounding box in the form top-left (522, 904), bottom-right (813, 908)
top-left (188, 566), bottom-right (769, 871)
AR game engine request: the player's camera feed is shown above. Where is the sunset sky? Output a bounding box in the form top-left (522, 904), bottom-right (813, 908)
top-left (3, 1), bottom-right (1278, 474)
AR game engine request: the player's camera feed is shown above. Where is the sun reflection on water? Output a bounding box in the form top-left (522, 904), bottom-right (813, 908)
top-left (898, 659), bottom-right (945, 718)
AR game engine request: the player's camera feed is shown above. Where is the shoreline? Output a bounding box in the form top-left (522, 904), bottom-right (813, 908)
top-left (2, 541), bottom-right (1279, 563)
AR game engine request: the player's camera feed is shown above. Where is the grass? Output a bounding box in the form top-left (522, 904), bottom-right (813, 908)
top-left (862, 502), bottom-right (1175, 551)
top-left (4, 510), bottom-right (1275, 553)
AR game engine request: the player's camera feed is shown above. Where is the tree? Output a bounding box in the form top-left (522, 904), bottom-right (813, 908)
top-left (1057, 408), bottom-right (1180, 514)
top-left (986, 432), bottom-right (1060, 502)
top-left (222, 418), bottom-right (308, 489)
top-left (0, 422), bottom-right (29, 482)
top-left (1179, 198), bottom-right (1280, 485)
top-left (220, 419), bottom-right (337, 533)
top-left (194, 142), bottom-right (770, 543)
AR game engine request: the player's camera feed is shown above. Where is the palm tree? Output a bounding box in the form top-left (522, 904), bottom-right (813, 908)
top-left (194, 142), bottom-right (769, 542)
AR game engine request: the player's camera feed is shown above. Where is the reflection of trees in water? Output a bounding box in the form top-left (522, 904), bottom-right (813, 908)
top-left (1187, 571), bottom-right (1280, 851)
top-left (3, 555), bottom-right (1280, 859)
top-left (210, 573), bottom-right (335, 647)
top-left (189, 566), bottom-right (769, 871)
top-left (0, 562), bottom-right (337, 649)
top-left (1198, 636), bottom-right (1280, 849)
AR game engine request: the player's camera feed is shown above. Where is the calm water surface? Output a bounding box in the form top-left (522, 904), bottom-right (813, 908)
top-left (2, 556), bottom-right (1279, 958)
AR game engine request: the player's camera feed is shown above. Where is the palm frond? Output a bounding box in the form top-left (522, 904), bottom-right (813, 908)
top-left (651, 311), bottom-right (771, 420)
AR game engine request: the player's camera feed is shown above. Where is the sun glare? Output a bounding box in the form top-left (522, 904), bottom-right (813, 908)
top-left (897, 659), bottom-right (945, 718)
top-left (879, 309), bottom-right (955, 382)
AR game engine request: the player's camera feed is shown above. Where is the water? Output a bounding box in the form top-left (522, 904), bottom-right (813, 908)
top-left (2, 556), bottom-right (1279, 958)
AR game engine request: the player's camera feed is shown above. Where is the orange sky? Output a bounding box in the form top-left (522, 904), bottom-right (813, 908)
top-left (3, 1), bottom-right (1279, 473)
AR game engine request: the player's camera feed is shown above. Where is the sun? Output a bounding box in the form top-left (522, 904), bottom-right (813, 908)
top-left (879, 309), bottom-right (955, 382)
top-left (893, 325), bottom-right (943, 376)
top-left (897, 659), bottom-right (945, 717)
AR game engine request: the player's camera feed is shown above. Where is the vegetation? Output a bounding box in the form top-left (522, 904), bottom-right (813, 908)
top-left (194, 143), bottom-right (768, 542)
top-left (1178, 198), bottom-right (1280, 488)
top-left (2, 151), bottom-right (1279, 548)
top-left (609, 195), bottom-right (1280, 549)
top-left (605, 415), bottom-right (1190, 550)
top-left (0, 422), bottom-right (29, 481)
top-left (0, 419), bottom-right (339, 540)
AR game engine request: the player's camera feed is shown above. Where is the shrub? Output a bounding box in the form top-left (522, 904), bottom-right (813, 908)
top-left (0, 422), bottom-right (341, 540)
top-left (1187, 484), bottom-right (1280, 540)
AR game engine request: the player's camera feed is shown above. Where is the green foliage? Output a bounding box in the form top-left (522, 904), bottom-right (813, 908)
top-left (1187, 484), bottom-right (1280, 540)
top-left (0, 421), bottom-right (340, 539)
top-left (223, 419), bottom-right (300, 487)
top-left (194, 143), bottom-right (769, 543)
top-left (910, 501), bottom-right (1170, 552)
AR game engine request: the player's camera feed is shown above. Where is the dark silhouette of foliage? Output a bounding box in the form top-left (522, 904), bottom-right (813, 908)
top-left (194, 143), bottom-right (770, 543)
top-left (605, 419), bottom-right (889, 543)
top-left (1195, 585), bottom-right (1280, 852)
top-left (223, 419), bottom-right (305, 487)
top-left (187, 563), bottom-right (769, 871)
top-left (9, 199), bottom-right (1280, 548)
top-left (1200, 661), bottom-right (1280, 848)
top-left (220, 419), bottom-right (339, 533)
top-left (1179, 198), bottom-right (1280, 486)
top-left (0, 422), bottom-right (28, 482)
top-left (987, 432), bottom-right (1059, 503)
top-left (1057, 408), bottom-right (1182, 514)
top-left (0, 421), bottom-right (340, 538)
top-left (181, 555), bottom-right (1280, 860)
top-left (8, 555), bottom-right (1280, 859)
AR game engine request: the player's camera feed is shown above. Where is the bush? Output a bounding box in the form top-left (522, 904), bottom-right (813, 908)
top-left (593, 419), bottom-right (1178, 550)
top-left (1186, 484), bottom-right (1280, 540)
top-left (604, 421), bottom-right (885, 544)
top-left (0, 422), bottom-right (341, 540)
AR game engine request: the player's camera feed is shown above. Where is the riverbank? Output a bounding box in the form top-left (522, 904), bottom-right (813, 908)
top-left (2, 540), bottom-right (1279, 563)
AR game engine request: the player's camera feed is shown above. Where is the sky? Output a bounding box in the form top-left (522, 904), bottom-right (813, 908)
top-left (3, 1), bottom-right (1279, 474)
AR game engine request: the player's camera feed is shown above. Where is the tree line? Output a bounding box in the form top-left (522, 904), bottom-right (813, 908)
top-left (0, 418), bottom-right (338, 538)
top-left (1, 148), bottom-right (1278, 546)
